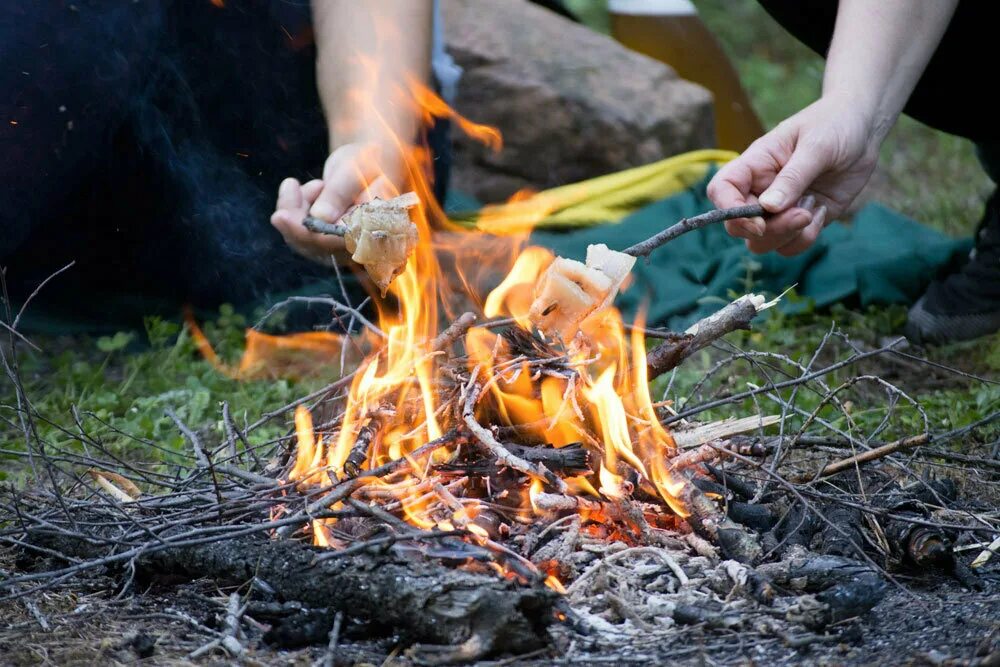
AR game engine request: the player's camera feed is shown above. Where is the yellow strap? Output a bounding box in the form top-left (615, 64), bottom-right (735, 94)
top-left (453, 149), bottom-right (737, 233)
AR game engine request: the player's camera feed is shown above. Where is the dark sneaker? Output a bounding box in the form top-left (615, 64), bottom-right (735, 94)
top-left (905, 190), bottom-right (1000, 344)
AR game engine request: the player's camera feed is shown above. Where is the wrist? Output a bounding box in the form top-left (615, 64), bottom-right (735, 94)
top-left (815, 91), bottom-right (894, 147)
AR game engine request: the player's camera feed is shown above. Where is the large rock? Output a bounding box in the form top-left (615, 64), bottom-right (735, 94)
top-left (442, 0), bottom-right (715, 203)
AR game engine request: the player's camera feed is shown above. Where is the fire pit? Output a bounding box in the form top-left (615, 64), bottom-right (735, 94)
top-left (2, 79), bottom-right (998, 666)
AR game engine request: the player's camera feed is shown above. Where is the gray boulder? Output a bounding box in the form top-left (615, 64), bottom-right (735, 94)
top-left (442, 0), bottom-right (716, 202)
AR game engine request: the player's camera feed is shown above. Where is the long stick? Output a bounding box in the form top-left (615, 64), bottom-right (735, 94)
top-left (622, 204), bottom-right (765, 258)
top-left (816, 433), bottom-right (931, 478)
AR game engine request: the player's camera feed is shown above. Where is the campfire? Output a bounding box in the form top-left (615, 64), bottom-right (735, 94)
top-left (3, 73), bottom-right (999, 666)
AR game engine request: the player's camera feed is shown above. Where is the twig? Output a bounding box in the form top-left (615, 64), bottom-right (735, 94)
top-left (647, 294), bottom-right (771, 380)
top-left (431, 312), bottom-right (477, 352)
top-left (302, 217), bottom-right (348, 236)
top-left (622, 205), bottom-right (765, 258)
top-left (663, 338), bottom-right (907, 424)
top-left (815, 433), bottom-right (931, 478)
top-left (322, 611), bottom-right (344, 667)
top-left (462, 368), bottom-right (567, 493)
top-left (166, 410), bottom-right (209, 469)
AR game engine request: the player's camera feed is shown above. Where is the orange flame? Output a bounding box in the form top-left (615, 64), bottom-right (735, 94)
top-left (190, 24), bottom-right (693, 556)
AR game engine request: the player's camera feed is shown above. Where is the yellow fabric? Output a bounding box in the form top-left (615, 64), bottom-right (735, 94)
top-left (455, 149), bottom-right (737, 233)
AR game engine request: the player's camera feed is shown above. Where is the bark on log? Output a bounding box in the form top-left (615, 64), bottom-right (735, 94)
top-left (27, 532), bottom-right (557, 661)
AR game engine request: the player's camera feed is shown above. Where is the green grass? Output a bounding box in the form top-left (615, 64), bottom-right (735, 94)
top-left (0, 308), bottom-right (339, 480)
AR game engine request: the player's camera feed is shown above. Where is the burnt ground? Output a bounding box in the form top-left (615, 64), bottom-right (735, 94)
top-left (1, 533), bottom-right (997, 667)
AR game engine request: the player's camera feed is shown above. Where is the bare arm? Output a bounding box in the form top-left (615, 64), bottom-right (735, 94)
top-left (271, 1), bottom-right (433, 262)
top-left (708, 0), bottom-right (957, 255)
top-left (821, 0), bottom-right (958, 150)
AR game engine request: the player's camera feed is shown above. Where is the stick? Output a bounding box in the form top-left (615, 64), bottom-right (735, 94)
top-left (462, 370), bottom-right (568, 493)
top-left (815, 433), bottom-right (931, 478)
top-left (647, 294), bottom-right (769, 380)
top-left (302, 192), bottom-right (421, 237)
top-left (622, 204), bottom-right (765, 258)
top-left (302, 217), bottom-right (348, 236)
top-left (431, 312), bottom-right (478, 352)
top-left (343, 418), bottom-right (380, 478)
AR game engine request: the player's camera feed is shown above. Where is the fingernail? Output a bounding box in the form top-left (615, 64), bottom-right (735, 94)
top-left (815, 205), bottom-right (828, 227)
top-left (759, 190), bottom-right (785, 209)
top-left (798, 195), bottom-right (815, 211)
top-left (751, 216), bottom-right (766, 237)
top-left (310, 201), bottom-right (335, 221)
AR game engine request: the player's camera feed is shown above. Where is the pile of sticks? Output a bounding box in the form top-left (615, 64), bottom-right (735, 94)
top-left (2, 221), bottom-right (1000, 661)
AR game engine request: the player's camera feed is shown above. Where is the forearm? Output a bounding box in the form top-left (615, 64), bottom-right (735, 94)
top-left (823, 0), bottom-right (957, 141)
top-left (312, 1), bottom-right (432, 161)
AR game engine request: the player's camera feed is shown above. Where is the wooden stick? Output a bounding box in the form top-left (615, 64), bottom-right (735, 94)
top-left (647, 294), bottom-right (768, 380)
top-left (302, 217), bottom-right (348, 236)
top-left (622, 204), bottom-right (765, 258)
top-left (816, 433), bottom-right (931, 478)
top-left (431, 312), bottom-right (478, 352)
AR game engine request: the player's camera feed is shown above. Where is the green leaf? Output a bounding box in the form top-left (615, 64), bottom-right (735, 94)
top-left (97, 331), bottom-right (135, 353)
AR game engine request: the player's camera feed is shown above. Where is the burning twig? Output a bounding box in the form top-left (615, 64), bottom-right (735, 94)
top-left (431, 311), bottom-right (478, 353)
top-left (462, 368), bottom-right (568, 493)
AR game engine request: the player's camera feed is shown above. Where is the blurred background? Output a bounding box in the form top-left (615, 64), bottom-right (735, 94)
top-left (568, 0), bottom-right (992, 238)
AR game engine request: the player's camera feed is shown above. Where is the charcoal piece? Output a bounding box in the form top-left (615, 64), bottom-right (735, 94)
top-left (704, 463), bottom-right (759, 501)
top-left (763, 502), bottom-right (819, 557)
top-left (817, 503), bottom-right (865, 558)
top-left (727, 501), bottom-right (778, 533)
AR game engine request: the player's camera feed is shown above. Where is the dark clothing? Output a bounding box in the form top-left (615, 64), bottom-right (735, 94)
top-left (758, 1), bottom-right (1000, 147)
top-left (2, 1), bottom-right (336, 314)
top-left (1, 1), bottom-right (452, 325)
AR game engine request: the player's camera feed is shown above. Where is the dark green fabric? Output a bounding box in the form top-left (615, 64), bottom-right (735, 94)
top-left (529, 182), bottom-right (973, 329)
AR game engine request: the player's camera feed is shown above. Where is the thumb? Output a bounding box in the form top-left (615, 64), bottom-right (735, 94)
top-left (758, 146), bottom-right (827, 213)
top-left (309, 145), bottom-right (381, 222)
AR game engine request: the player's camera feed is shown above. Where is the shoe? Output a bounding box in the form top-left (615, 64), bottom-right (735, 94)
top-left (905, 190), bottom-right (1000, 344)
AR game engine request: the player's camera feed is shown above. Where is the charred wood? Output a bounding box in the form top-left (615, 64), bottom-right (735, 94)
top-left (27, 532), bottom-right (558, 659)
top-left (677, 479), bottom-right (763, 564)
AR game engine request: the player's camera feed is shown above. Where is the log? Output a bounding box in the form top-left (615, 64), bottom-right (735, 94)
top-left (27, 532), bottom-right (558, 661)
top-left (758, 551), bottom-right (887, 628)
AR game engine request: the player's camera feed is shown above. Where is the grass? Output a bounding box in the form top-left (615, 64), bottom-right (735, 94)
top-left (2, 1), bottom-right (999, 477)
top-left (0, 308), bottom-right (340, 480)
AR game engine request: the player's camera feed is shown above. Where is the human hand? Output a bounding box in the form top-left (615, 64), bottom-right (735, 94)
top-left (271, 143), bottom-right (402, 263)
top-left (707, 96), bottom-right (881, 256)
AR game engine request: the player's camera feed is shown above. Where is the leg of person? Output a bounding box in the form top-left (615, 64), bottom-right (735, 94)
top-left (0, 2), bottom-right (165, 297)
top-left (758, 0), bottom-right (1000, 343)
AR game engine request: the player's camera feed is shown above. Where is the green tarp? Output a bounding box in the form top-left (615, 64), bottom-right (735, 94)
top-left (525, 182), bottom-right (972, 329)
